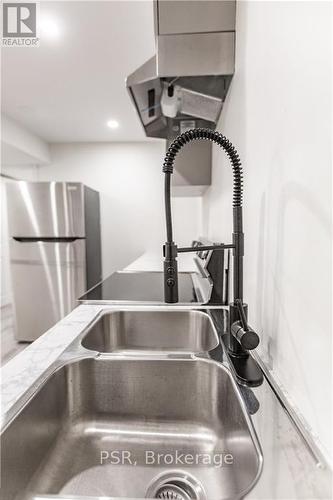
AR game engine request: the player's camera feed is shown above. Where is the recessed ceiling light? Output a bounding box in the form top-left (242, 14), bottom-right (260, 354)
top-left (107, 120), bottom-right (119, 129)
top-left (40, 17), bottom-right (60, 39)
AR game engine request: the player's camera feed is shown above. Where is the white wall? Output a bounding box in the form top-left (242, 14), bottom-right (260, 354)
top-left (203, 1), bottom-right (332, 462)
top-left (34, 142), bottom-right (202, 277)
top-left (1, 114), bottom-right (50, 165)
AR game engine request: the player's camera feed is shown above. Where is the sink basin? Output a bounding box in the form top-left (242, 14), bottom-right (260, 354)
top-left (81, 310), bottom-right (219, 354)
top-left (1, 357), bottom-right (262, 500)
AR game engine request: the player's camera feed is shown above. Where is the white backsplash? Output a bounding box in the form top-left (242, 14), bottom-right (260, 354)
top-left (202, 0), bottom-right (332, 464)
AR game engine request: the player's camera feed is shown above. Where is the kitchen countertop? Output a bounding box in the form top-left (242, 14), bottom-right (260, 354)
top-left (1, 254), bottom-right (332, 499)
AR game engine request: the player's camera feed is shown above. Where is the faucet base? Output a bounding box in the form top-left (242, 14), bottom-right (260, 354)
top-left (222, 334), bottom-right (264, 387)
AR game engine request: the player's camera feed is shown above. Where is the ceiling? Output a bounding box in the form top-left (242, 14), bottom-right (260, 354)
top-left (1, 1), bottom-right (158, 143)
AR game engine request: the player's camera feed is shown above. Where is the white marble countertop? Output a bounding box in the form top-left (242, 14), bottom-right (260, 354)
top-left (1, 253), bottom-right (332, 499)
top-left (1, 303), bottom-right (100, 423)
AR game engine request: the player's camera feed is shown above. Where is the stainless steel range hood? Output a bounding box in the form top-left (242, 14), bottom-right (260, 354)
top-left (126, 0), bottom-right (236, 139)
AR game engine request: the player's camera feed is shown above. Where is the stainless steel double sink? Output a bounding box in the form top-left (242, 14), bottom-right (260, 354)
top-left (1, 310), bottom-right (263, 500)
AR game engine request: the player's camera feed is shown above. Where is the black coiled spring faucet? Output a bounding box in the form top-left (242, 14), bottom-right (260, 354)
top-left (162, 128), bottom-right (263, 386)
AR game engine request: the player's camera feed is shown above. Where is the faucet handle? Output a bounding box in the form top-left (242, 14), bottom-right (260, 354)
top-left (231, 321), bottom-right (260, 350)
top-left (230, 299), bottom-right (260, 350)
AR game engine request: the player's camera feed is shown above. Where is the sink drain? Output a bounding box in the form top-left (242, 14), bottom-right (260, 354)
top-left (155, 482), bottom-right (194, 499)
top-left (146, 471), bottom-right (206, 500)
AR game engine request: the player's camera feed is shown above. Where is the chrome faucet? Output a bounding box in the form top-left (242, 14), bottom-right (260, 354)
top-left (162, 128), bottom-right (263, 386)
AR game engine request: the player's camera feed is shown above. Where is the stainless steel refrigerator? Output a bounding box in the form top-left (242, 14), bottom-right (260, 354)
top-left (7, 182), bottom-right (102, 341)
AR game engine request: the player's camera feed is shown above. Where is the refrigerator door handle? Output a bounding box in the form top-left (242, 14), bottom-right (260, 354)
top-left (13, 237), bottom-right (86, 243)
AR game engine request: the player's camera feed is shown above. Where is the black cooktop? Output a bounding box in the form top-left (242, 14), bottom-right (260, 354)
top-left (79, 271), bottom-right (198, 303)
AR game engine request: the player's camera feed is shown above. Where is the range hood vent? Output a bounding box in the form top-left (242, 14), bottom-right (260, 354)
top-left (126, 1), bottom-right (236, 139)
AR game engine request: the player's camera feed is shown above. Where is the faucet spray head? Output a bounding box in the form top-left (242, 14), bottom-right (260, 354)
top-left (163, 242), bottom-right (179, 303)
